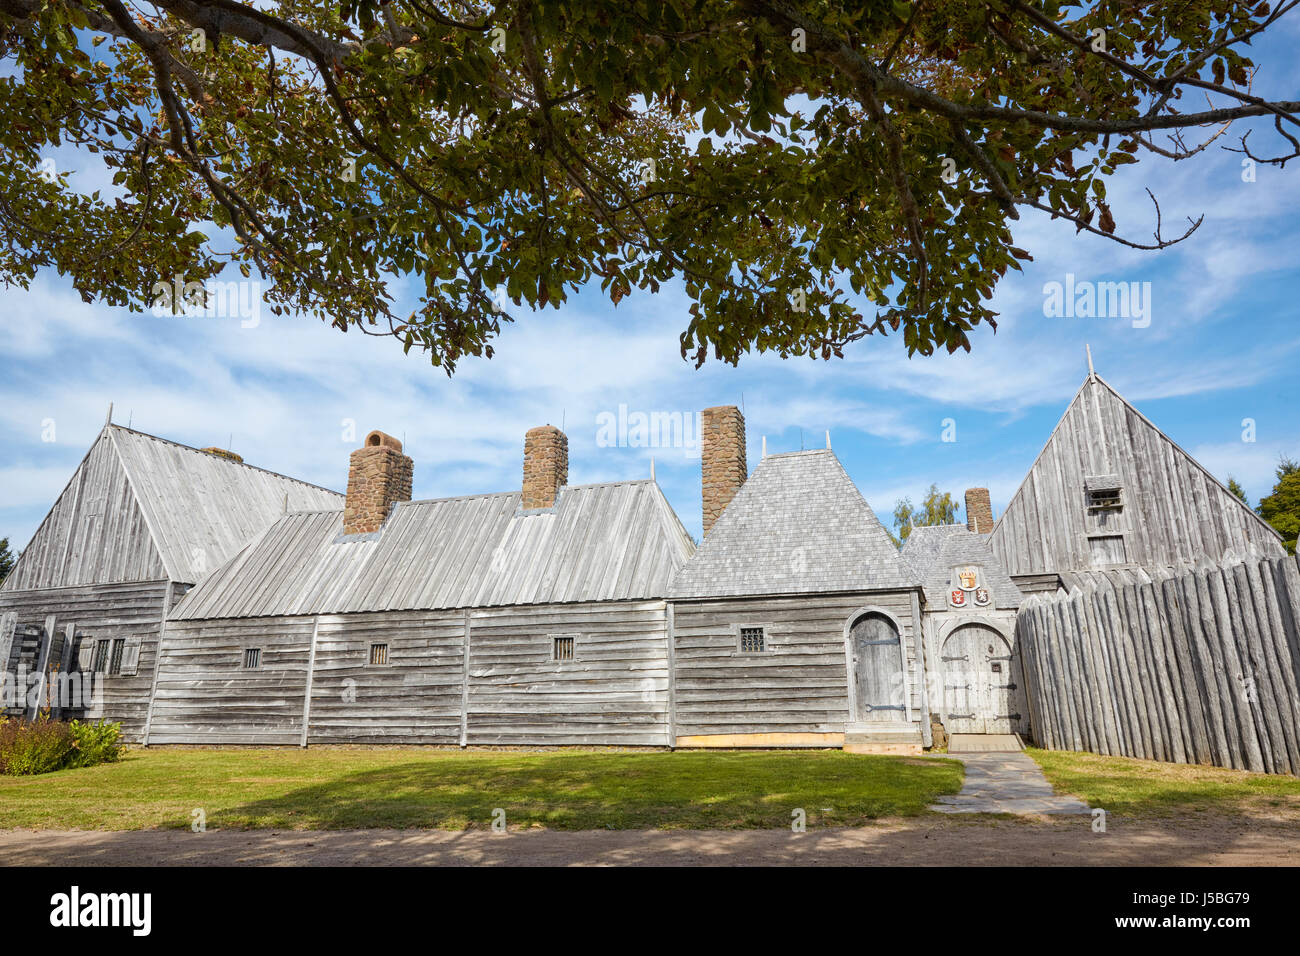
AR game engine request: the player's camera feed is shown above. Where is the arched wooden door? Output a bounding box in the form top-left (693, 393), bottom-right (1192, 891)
top-left (850, 613), bottom-right (906, 722)
top-left (941, 625), bottom-right (1016, 734)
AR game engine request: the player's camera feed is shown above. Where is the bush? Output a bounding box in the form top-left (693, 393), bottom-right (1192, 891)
top-left (0, 716), bottom-right (124, 775)
top-left (67, 719), bottom-right (124, 768)
top-left (0, 716), bottom-right (74, 775)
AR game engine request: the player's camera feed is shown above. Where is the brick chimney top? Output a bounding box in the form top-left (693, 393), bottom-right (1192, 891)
top-left (522, 424), bottom-right (568, 510)
top-left (344, 430), bottom-right (413, 535)
top-left (965, 487), bottom-right (993, 534)
top-left (701, 405), bottom-right (746, 536)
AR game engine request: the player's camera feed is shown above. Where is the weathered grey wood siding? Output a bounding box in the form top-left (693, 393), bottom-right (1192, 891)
top-left (989, 375), bottom-right (1284, 576)
top-left (147, 616), bottom-right (317, 745)
top-left (1017, 554), bottom-right (1300, 774)
top-left (464, 601), bottom-right (671, 746)
top-left (3, 433), bottom-right (166, 591)
top-left (671, 591), bottom-right (922, 738)
top-left (307, 612), bottom-right (466, 745)
top-left (148, 600), bottom-right (671, 746)
top-left (0, 580), bottom-right (172, 740)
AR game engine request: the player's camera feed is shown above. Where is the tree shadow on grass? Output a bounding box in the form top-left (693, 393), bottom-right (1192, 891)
top-left (214, 751), bottom-right (965, 831)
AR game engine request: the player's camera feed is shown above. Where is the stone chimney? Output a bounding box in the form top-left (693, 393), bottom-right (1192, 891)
top-left (344, 430), bottom-right (413, 535)
top-left (522, 425), bottom-right (568, 510)
top-left (701, 405), bottom-right (747, 536)
top-left (965, 487), bottom-right (993, 534)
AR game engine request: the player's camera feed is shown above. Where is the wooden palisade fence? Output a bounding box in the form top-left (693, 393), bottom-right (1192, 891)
top-left (1016, 549), bottom-right (1300, 775)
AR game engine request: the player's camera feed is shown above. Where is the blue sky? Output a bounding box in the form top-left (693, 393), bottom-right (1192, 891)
top-left (3, 24), bottom-right (1299, 549)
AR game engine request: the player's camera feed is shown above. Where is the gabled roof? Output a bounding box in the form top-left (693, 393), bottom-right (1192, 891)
top-left (170, 479), bottom-right (694, 620)
top-left (668, 449), bottom-right (919, 600)
top-left (988, 373), bottom-right (1284, 576)
top-left (901, 524), bottom-right (1022, 610)
top-left (2, 424), bottom-right (342, 591)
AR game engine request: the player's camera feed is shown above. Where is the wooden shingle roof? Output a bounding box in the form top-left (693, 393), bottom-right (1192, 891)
top-left (668, 449), bottom-right (919, 600)
top-left (901, 524), bottom-right (1022, 610)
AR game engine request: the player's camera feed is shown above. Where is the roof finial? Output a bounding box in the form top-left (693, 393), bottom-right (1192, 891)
top-left (825, 430), bottom-right (831, 450)
top-left (650, 457), bottom-right (655, 481)
top-left (1086, 343), bottom-right (1095, 379)
top-left (761, 435), bottom-right (767, 458)
top-left (105, 403), bottom-right (113, 426)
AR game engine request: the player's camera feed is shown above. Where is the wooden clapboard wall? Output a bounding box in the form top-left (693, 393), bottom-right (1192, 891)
top-left (0, 580), bottom-right (172, 738)
top-left (671, 591), bottom-right (922, 740)
top-left (148, 600), bottom-right (672, 746)
top-left (147, 616), bottom-right (319, 746)
top-left (465, 600), bottom-right (671, 746)
top-left (1016, 552), bottom-right (1300, 774)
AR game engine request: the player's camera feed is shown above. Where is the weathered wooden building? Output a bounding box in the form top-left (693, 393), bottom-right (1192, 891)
top-left (988, 370), bottom-right (1285, 592)
top-left (668, 415), bottom-right (929, 752)
top-left (4, 365), bottom-right (1286, 754)
top-left (147, 428), bottom-right (694, 747)
top-left (0, 422), bottom-right (342, 736)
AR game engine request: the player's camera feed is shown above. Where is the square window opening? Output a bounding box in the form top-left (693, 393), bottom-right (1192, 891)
top-left (243, 647), bottom-right (262, 670)
top-left (739, 627), bottom-right (766, 653)
top-left (553, 636), bottom-right (575, 662)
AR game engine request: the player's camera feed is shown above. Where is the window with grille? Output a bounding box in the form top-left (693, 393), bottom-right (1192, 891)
top-left (108, 639), bottom-right (125, 675)
top-left (739, 627), bottom-right (766, 653)
top-left (553, 636), bottom-right (574, 662)
top-left (1086, 487), bottom-right (1123, 510)
top-left (369, 642), bottom-right (389, 665)
top-left (243, 647), bottom-right (262, 669)
top-left (92, 639), bottom-right (111, 673)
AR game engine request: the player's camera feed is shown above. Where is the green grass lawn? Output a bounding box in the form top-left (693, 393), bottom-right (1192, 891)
top-left (1029, 748), bottom-right (1300, 817)
top-left (0, 747), bottom-right (964, 831)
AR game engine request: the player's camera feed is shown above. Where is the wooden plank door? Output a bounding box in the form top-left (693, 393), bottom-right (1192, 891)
top-left (941, 626), bottom-right (1017, 734)
top-left (851, 614), bottom-right (906, 722)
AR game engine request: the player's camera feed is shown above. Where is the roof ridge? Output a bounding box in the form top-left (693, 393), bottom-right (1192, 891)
top-left (108, 423), bottom-right (343, 497)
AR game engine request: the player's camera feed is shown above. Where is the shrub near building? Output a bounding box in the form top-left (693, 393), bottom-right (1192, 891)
top-left (0, 716), bottom-right (124, 775)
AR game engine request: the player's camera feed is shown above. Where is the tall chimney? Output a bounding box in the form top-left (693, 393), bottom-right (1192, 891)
top-left (522, 424), bottom-right (568, 510)
top-left (344, 430), bottom-right (413, 534)
top-left (701, 405), bottom-right (747, 536)
top-left (965, 487), bottom-right (993, 534)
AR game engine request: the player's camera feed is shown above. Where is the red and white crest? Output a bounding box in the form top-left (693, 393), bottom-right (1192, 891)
top-left (949, 589), bottom-right (967, 607)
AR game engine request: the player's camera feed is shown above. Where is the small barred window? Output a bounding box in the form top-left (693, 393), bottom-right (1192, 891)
top-left (553, 636), bottom-right (574, 661)
top-left (739, 627), bottom-right (766, 653)
top-left (369, 642), bottom-right (389, 665)
top-left (243, 647), bottom-right (262, 669)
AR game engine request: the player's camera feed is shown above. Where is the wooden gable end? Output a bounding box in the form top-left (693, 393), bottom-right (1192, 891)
top-left (2, 430), bottom-right (167, 591)
top-left (989, 376), bottom-right (1283, 576)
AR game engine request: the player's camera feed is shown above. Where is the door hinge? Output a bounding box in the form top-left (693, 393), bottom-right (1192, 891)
top-left (992, 683), bottom-right (1018, 691)
top-left (947, 713), bottom-right (975, 720)
top-left (941, 654), bottom-right (968, 662)
top-left (995, 713), bottom-right (1022, 721)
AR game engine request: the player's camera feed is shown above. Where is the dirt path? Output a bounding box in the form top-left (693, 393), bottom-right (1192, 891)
top-left (3, 814), bottom-right (1297, 866)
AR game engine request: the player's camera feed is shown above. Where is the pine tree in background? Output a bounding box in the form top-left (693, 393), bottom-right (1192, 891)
top-left (0, 538), bottom-right (14, 585)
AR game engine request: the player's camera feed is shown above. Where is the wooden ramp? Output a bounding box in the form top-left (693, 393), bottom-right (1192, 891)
top-left (947, 733), bottom-right (1025, 753)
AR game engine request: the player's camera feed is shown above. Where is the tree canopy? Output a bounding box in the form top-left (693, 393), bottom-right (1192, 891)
top-left (891, 483), bottom-right (960, 544)
top-left (1258, 455), bottom-right (1300, 555)
top-left (3, 1), bottom-right (1298, 371)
